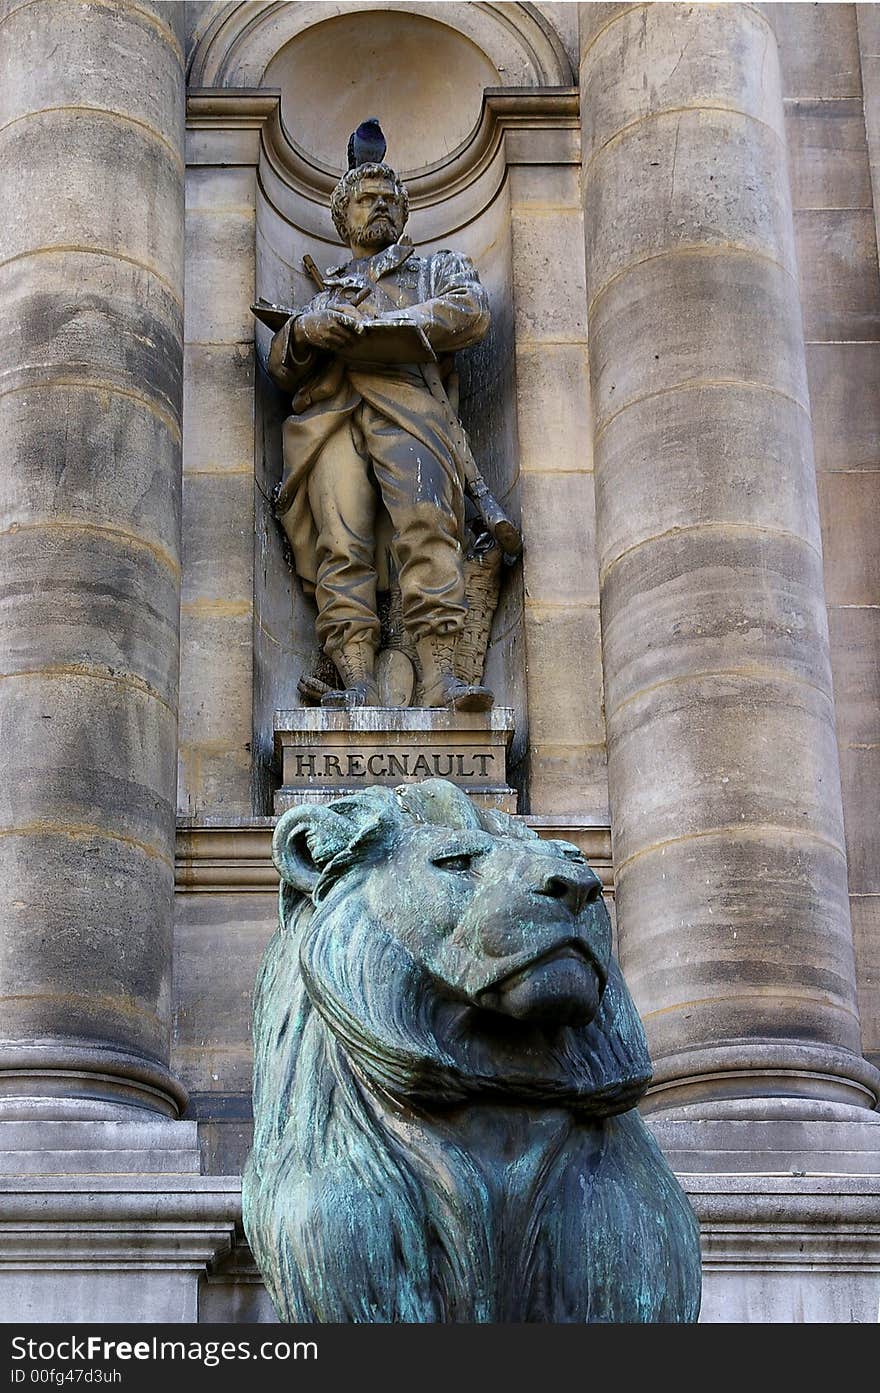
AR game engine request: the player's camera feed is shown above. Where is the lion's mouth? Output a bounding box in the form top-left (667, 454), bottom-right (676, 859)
top-left (476, 941), bottom-right (606, 1028)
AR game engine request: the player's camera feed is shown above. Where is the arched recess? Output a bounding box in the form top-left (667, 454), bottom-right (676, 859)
top-left (188, 2), bottom-right (573, 90)
top-left (250, 8), bottom-right (529, 812)
top-left (181, 2), bottom-right (599, 828)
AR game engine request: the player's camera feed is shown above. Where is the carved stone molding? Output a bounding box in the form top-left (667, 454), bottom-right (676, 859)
top-left (188, 2), bottom-right (573, 91)
top-left (186, 86), bottom-right (578, 238)
top-left (175, 816), bottom-right (614, 893)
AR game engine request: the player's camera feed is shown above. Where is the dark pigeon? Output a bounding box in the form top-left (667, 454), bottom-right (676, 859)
top-left (347, 118), bottom-right (387, 169)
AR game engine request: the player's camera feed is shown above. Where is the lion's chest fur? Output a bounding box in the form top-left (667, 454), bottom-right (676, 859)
top-left (390, 1102), bottom-right (607, 1321)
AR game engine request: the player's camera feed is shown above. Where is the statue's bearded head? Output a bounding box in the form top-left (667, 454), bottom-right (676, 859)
top-left (330, 162), bottom-right (409, 251)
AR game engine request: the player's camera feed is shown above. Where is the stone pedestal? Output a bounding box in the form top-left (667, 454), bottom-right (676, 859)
top-left (274, 708), bottom-right (516, 813)
top-left (649, 1104), bottom-right (880, 1322)
top-left (0, 1120), bottom-right (239, 1322)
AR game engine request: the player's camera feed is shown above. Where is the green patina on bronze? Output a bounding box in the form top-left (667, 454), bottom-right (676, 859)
top-left (243, 779), bottom-right (702, 1322)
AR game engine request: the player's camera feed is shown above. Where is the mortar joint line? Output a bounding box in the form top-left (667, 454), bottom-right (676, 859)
top-left (593, 376), bottom-right (810, 447)
top-left (587, 242), bottom-right (799, 322)
top-left (615, 823), bottom-right (848, 877)
top-left (0, 244), bottom-right (183, 309)
top-left (0, 378), bottom-right (181, 443)
top-left (0, 105), bottom-right (184, 173)
top-left (582, 102), bottom-right (785, 184)
top-left (605, 662), bottom-right (835, 723)
top-left (0, 518), bottom-right (180, 581)
top-left (598, 519), bottom-right (824, 585)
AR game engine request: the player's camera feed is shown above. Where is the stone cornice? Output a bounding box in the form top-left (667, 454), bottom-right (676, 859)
top-left (175, 816), bottom-right (613, 893)
top-left (186, 87), bottom-right (579, 216)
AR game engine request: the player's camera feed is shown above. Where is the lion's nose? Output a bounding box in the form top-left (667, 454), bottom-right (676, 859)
top-left (535, 869), bottom-right (602, 916)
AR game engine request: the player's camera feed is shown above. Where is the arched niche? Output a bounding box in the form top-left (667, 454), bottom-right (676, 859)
top-left (188, 1), bottom-right (573, 90)
top-left (251, 9), bottom-right (530, 811)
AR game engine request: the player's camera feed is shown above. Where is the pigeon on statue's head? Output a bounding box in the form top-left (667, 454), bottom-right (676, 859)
top-left (347, 117), bottom-right (387, 169)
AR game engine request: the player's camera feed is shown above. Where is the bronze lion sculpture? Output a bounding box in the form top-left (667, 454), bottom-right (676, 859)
top-left (243, 779), bottom-right (701, 1322)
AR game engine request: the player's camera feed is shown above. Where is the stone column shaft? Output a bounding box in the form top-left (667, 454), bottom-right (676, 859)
top-left (579, 2), bottom-right (879, 1112)
top-left (0, 0), bottom-right (187, 1114)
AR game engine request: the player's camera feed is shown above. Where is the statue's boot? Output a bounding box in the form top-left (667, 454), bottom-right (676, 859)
top-left (416, 633), bottom-right (493, 712)
top-left (321, 640), bottom-right (380, 708)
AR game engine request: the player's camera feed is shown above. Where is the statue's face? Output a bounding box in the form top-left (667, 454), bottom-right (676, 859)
top-left (345, 173), bottom-right (406, 250)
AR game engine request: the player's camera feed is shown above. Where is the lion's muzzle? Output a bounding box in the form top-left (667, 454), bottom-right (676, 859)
top-left (466, 861), bottom-right (610, 1028)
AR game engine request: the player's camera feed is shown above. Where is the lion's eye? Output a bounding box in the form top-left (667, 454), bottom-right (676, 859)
top-left (432, 853), bottom-right (474, 873)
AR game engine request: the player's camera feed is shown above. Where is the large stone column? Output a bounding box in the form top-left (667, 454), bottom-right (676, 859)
top-left (579, 3), bottom-right (879, 1114)
top-left (0, 0), bottom-right (187, 1115)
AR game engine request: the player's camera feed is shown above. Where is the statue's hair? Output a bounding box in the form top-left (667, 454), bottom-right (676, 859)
top-left (330, 161), bottom-right (409, 242)
top-left (242, 783), bottom-right (701, 1323)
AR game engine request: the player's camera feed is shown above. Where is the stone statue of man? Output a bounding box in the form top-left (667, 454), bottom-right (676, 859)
top-left (266, 131), bottom-right (497, 711)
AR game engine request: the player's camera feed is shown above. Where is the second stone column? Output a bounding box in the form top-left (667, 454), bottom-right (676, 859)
top-left (579, 3), bottom-right (879, 1114)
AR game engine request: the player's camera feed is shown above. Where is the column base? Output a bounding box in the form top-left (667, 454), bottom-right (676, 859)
top-left (0, 1042), bottom-right (189, 1120)
top-left (643, 1041), bottom-right (880, 1117)
top-left (648, 1104), bottom-right (880, 1322)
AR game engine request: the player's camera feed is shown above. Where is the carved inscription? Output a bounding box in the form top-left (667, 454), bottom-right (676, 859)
top-left (285, 746), bottom-right (501, 786)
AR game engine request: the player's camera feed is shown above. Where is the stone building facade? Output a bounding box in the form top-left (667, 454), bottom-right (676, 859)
top-left (1, 0), bottom-right (879, 1322)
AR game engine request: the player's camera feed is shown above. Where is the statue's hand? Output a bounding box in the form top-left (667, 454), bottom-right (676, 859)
top-left (294, 307), bottom-right (364, 351)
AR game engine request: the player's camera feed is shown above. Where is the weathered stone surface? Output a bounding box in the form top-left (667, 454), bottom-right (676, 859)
top-left (513, 342), bottom-right (593, 471)
top-left (173, 891), bottom-right (276, 1098)
top-left (519, 471), bottom-right (598, 606)
top-left (838, 743), bottom-right (880, 893)
top-left (0, 1160), bottom-right (237, 1323)
top-left (581, 3), bottom-right (783, 157)
top-left (184, 343), bottom-right (255, 472)
top-left (806, 342), bottom-right (880, 471)
top-left (178, 605), bottom-right (253, 816)
top-left (588, 251), bottom-right (810, 432)
top-left (523, 605), bottom-right (605, 747)
top-left (601, 531), bottom-right (833, 704)
top-left (527, 742), bottom-right (609, 822)
top-left (585, 109), bottom-right (798, 299)
top-left (595, 388), bottom-right (820, 574)
top-left (851, 895), bottom-right (880, 1063)
top-left (0, 0), bottom-right (185, 1112)
top-left (182, 471), bottom-right (255, 605)
top-left (616, 831), bottom-right (862, 1064)
top-left (581, 1), bottom-right (872, 1119)
top-left (785, 99), bottom-right (872, 210)
top-left (2, 112), bottom-right (183, 288)
top-left (818, 472), bottom-right (880, 605)
top-left (828, 606), bottom-right (880, 744)
top-left (0, 0), bottom-right (184, 144)
top-left (0, 385), bottom-right (181, 552)
top-left (0, 828), bottom-right (174, 1067)
top-left (774, 2), bottom-right (863, 99)
top-left (0, 253), bottom-right (183, 424)
top-left (0, 526), bottom-right (180, 705)
top-left (795, 208), bottom-right (880, 341)
top-left (509, 208), bottom-right (586, 340)
top-left (184, 205), bottom-right (255, 344)
top-left (607, 672), bottom-right (846, 863)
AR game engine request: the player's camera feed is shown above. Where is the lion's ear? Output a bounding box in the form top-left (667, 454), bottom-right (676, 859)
top-left (272, 806), bottom-right (356, 895)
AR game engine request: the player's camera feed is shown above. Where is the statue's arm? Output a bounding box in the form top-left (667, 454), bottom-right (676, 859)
top-left (268, 293), bottom-right (367, 394)
top-left (267, 313), bottom-right (322, 395)
top-left (402, 251), bottom-right (491, 352)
